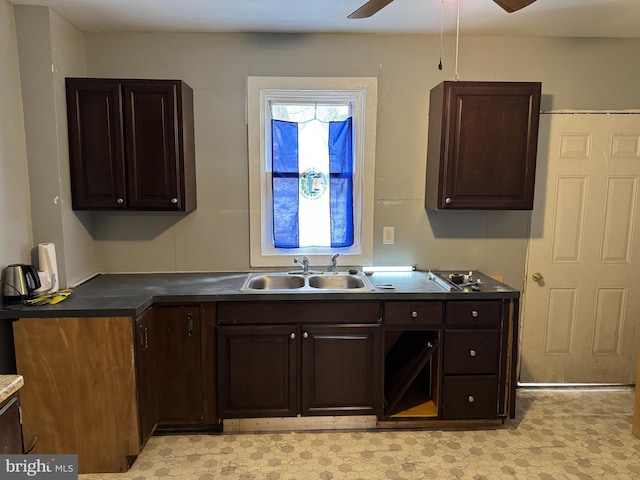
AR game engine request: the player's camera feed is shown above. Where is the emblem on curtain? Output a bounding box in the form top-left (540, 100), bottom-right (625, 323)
top-left (300, 168), bottom-right (328, 200)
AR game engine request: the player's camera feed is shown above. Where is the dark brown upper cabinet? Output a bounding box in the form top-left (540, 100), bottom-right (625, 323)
top-left (425, 81), bottom-right (541, 210)
top-left (66, 78), bottom-right (196, 211)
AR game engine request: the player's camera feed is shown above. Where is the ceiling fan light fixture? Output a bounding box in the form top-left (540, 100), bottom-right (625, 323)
top-left (493, 0), bottom-right (537, 13)
top-left (347, 0), bottom-right (538, 20)
top-left (348, 0), bottom-right (395, 19)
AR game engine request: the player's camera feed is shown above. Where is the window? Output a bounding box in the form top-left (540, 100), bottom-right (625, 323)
top-left (247, 77), bottom-right (377, 268)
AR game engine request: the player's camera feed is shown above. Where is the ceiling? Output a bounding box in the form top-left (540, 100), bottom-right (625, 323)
top-left (8, 0), bottom-right (640, 38)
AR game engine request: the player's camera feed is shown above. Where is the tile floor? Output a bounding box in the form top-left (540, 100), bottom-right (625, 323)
top-left (80, 387), bottom-right (639, 480)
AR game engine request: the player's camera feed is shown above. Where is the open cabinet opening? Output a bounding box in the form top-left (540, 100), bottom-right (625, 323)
top-left (383, 330), bottom-right (440, 418)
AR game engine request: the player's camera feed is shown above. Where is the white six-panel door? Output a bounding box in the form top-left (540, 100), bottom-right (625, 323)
top-left (520, 112), bottom-right (640, 384)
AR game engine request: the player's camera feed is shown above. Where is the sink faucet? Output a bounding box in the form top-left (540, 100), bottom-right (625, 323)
top-left (328, 253), bottom-right (340, 273)
top-left (294, 256), bottom-right (310, 274)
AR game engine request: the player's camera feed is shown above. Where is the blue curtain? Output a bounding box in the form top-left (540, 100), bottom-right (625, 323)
top-left (271, 118), bottom-right (354, 248)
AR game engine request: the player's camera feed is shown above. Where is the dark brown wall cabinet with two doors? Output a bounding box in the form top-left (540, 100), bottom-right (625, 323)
top-left (426, 81), bottom-right (542, 210)
top-left (65, 78), bottom-right (196, 211)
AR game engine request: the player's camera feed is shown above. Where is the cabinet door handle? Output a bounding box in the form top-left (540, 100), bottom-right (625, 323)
top-left (290, 332), bottom-right (296, 339)
top-left (468, 395), bottom-right (475, 403)
top-left (411, 310), bottom-right (418, 318)
top-left (187, 313), bottom-right (194, 336)
top-left (171, 198), bottom-right (178, 204)
top-left (469, 349), bottom-right (477, 357)
top-left (445, 197), bottom-right (452, 204)
top-left (303, 332), bottom-right (309, 339)
top-left (471, 310), bottom-right (479, 318)
top-left (117, 198), bottom-right (124, 204)
top-left (139, 325), bottom-right (148, 349)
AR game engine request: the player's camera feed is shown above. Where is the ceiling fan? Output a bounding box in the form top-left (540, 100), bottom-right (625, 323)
top-left (348, 0), bottom-right (537, 19)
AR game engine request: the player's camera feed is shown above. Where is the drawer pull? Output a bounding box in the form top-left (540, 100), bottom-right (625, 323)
top-left (469, 349), bottom-right (477, 357)
top-left (303, 331), bottom-right (309, 339)
top-left (187, 313), bottom-right (194, 336)
top-left (471, 310), bottom-right (479, 318)
top-left (411, 310), bottom-right (418, 318)
top-left (468, 395), bottom-right (475, 403)
top-left (290, 332), bottom-right (296, 339)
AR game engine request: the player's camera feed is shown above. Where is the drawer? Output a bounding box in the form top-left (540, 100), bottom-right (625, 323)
top-left (442, 375), bottom-right (498, 420)
top-left (445, 300), bottom-right (501, 327)
top-left (217, 301), bottom-right (381, 325)
top-left (444, 330), bottom-right (500, 374)
top-left (384, 301), bottom-right (443, 327)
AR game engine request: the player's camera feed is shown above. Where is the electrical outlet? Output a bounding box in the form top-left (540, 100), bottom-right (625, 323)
top-left (383, 226), bottom-right (395, 244)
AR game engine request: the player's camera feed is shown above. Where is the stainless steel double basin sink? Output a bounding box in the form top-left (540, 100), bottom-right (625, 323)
top-left (240, 271), bottom-right (375, 292)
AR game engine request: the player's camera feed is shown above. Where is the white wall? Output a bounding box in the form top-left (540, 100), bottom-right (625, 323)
top-left (0, 0), bottom-right (32, 267)
top-left (10, 9), bottom-right (640, 291)
top-left (14, 5), bottom-right (99, 288)
top-left (79, 32), bottom-right (640, 289)
top-left (0, 0), bottom-right (32, 373)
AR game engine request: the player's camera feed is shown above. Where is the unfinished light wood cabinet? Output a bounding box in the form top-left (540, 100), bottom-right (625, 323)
top-left (66, 78), bottom-right (196, 211)
top-left (425, 81), bottom-right (542, 210)
top-left (13, 315), bottom-right (151, 473)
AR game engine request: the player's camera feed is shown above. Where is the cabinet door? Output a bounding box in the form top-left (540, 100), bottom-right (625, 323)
top-left (426, 81), bottom-right (541, 210)
top-left (217, 325), bottom-right (298, 418)
top-left (0, 394), bottom-right (22, 454)
top-left (300, 324), bottom-right (381, 416)
top-left (66, 79), bottom-right (127, 209)
top-left (155, 305), bottom-right (203, 425)
top-left (124, 81), bottom-right (183, 210)
top-left (135, 309), bottom-right (158, 446)
top-left (13, 317), bottom-right (141, 473)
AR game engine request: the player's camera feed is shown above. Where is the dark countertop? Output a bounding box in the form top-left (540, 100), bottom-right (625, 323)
top-left (0, 270), bottom-right (519, 319)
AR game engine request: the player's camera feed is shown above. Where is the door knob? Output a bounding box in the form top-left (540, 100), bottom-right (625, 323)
top-left (532, 272), bottom-right (544, 282)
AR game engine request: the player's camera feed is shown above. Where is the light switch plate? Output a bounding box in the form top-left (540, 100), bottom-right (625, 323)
top-left (383, 226), bottom-right (395, 244)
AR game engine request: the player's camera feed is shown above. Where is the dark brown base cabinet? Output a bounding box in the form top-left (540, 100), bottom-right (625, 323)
top-left (0, 393), bottom-right (22, 454)
top-left (301, 325), bottom-right (380, 416)
top-left (216, 301), bottom-right (382, 419)
top-left (9, 295), bottom-right (517, 473)
top-left (217, 297), bottom-right (517, 424)
top-left (383, 301), bottom-right (443, 419)
top-left (381, 298), bottom-right (517, 422)
top-left (135, 308), bottom-right (158, 446)
top-left (155, 305), bottom-right (204, 426)
top-left (441, 300), bottom-right (516, 420)
top-left (217, 324), bottom-right (298, 418)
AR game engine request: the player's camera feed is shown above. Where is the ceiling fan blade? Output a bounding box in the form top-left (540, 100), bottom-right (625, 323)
top-left (348, 0), bottom-right (395, 19)
top-left (493, 0), bottom-right (537, 13)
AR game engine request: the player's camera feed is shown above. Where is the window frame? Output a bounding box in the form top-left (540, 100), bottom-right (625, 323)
top-left (247, 76), bottom-right (377, 268)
